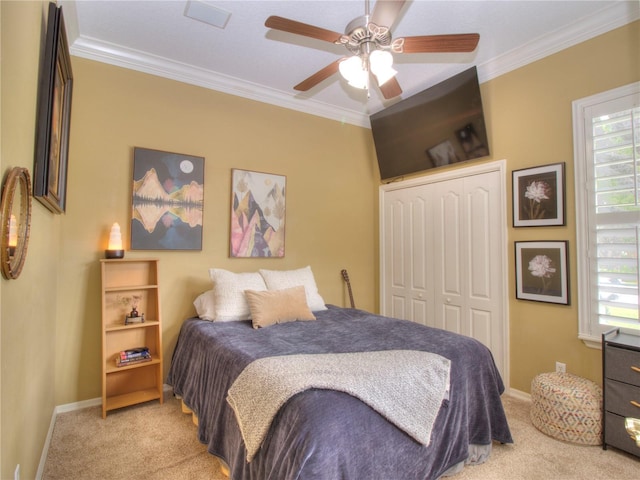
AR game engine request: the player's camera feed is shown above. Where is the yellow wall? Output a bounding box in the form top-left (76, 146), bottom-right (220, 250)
top-left (494, 21), bottom-right (639, 391)
top-left (1, 2), bottom-right (61, 478)
top-left (0, 0), bottom-right (638, 476)
top-left (54, 58), bottom-right (379, 404)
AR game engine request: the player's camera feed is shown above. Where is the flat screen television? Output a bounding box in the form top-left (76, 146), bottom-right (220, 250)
top-left (370, 66), bottom-right (490, 181)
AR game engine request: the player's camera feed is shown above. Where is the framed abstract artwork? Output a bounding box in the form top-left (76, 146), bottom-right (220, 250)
top-left (130, 147), bottom-right (204, 251)
top-left (512, 163), bottom-right (565, 227)
top-left (230, 169), bottom-right (286, 258)
top-left (515, 241), bottom-right (569, 305)
top-left (33, 3), bottom-right (73, 214)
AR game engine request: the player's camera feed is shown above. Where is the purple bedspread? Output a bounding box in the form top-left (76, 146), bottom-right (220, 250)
top-left (167, 306), bottom-right (512, 480)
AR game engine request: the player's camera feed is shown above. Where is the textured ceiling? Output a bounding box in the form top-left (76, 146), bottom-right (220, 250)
top-left (59, 0), bottom-right (639, 127)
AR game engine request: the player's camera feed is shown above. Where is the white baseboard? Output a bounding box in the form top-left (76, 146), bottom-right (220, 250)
top-left (507, 387), bottom-right (531, 402)
top-left (36, 384), bottom-right (174, 479)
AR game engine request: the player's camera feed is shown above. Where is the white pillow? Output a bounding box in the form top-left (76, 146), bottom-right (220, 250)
top-left (259, 266), bottom-right (327, 311)
top-left (209, 269), bottom-right (267, 321)
top-left (193, 289), bottom-right (216, 321)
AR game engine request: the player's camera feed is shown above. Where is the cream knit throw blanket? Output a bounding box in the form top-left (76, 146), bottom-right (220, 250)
top-left (227, 350), bottom-right (451, 462)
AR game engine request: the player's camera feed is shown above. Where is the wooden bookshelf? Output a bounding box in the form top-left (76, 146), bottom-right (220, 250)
top-left (100, 259), bottom-right (163, 418)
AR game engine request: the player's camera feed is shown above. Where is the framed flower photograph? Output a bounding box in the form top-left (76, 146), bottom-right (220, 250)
top-left (512, 163), bottom-right (565, 227)
top-left (515, 241), bottom-right (569, 305)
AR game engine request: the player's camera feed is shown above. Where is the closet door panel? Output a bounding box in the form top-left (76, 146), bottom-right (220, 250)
top-left (440, 190), bottom-right (462, 295)
top-left (469, 308), bottom-right (492, 349)
top-left (443, 304), bottom-right (462, 333)
top-left (412, 299), bottom-right (430, 327)
top-left (464, 172), bottom-right (505, 374)
top-left (391, 295), bottom-right (406, 320)
top-left (383, 188), bottom-right (432, 324)
top-left (467, 185), bottom-right (492, 300)
top-left (433, 182), bottom-right (464, 334)
top-left (410, 196), bottom-right (428, 293)
top-left (390, 199), bottom-right (406, 289)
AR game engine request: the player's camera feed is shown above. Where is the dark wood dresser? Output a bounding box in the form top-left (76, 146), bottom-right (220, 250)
top-left (602, 328), bottom-right (640, 457)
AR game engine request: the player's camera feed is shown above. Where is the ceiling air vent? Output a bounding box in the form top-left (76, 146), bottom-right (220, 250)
top-left (184, 0), bottom-right (231, 29)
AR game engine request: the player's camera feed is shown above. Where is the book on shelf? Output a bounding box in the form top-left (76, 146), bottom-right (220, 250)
top-left (122, 347), bottom-right (148, 354)
top-left (115, 347), bottom-right (151, 366)
top-left (115, 355), bottom-right (152, 367)
top-left (119, 347), bottom-right (149, 359)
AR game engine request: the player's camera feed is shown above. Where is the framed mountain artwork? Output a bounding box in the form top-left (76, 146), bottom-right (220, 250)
top-left (131, 147), bottom-right (204, 251)
top-left (230, 169), bottom-right (286, 258)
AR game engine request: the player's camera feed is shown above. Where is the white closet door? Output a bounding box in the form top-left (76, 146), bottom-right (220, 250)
top-left (380, 162), bottom-right (507, 381)
top-left (431, 179), bottom-right (463, 332)
top-left (382, 186), bottom-right (434, 326)
top-left (432, 171), bottom-right (505, 374)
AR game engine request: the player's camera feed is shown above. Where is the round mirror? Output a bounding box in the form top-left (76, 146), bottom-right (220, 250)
top-left (1, 167), bottom-right (32, 279)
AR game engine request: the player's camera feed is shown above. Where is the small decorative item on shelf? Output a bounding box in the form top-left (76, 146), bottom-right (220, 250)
top-left (120, 294), bottom-right (144, 325)
top-left (125, 312), bottom-right (145, 325)
top-left (105, 222), bottom-right (124, 259)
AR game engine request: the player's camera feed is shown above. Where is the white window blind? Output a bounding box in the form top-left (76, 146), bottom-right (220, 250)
top-left (574, 82), bottom-right (640, 347)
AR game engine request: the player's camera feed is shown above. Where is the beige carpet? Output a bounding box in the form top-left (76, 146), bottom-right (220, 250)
top-left (42, 394), bottom-right (639, 480)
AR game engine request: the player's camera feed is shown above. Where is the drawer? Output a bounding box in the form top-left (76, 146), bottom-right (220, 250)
top-left (605, 379), bottom-right (640, 417)
top-left (604, 411), bottom-right (640, 457)
top-left (605, 346), bottom-right (640, 385)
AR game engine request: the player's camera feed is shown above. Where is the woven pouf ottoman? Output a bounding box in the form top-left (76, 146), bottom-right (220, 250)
top-left (530, 372), bottom-right (603, 445)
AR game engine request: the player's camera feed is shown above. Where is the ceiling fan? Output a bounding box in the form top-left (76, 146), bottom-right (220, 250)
top-left (265, 0), bottom-right (480, 99)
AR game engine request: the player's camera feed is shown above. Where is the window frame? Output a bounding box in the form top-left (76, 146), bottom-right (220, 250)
top-left (573, 81), bottom-right (640, 349)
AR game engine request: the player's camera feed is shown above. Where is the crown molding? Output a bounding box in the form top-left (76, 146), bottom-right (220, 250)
top-left (69, 36), bottom-right (370, 128)
top-left (477, 1), bottom-right (639, 83)
top-left (67, 1), bottom-right (638, 129)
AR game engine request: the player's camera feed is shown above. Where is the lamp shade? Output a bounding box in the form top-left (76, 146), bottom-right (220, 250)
top-left (105, 222), bottom-right (124, 259)
top-left (108, 223), bottom-right (123, 250)
top-left (370, 50), bottom-right (397, 86)
top-left (339, 55), bottom-right (368, 89)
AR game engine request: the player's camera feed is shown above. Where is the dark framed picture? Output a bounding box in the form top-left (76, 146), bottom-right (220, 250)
top-left (130, 147), bottom-right (204, 251)
top-left (230, 169), bottom-right (286, 257)
top-left (515, 241), bottom-right (569, 305)
top-left (33, 3), bottom-right (73, 214)
top-left (512, 163), bottom-right (565, 227)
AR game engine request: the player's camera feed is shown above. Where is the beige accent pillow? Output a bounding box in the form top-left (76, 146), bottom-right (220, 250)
top-left (245, 286), bottom-right (316, 329)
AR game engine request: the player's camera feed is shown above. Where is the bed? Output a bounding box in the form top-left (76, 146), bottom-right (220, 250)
top-left (167, 295), bottom-right (512, 479)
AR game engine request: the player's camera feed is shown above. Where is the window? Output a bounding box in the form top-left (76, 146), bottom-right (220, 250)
top-left (574, 82), bottom-right (639, 347)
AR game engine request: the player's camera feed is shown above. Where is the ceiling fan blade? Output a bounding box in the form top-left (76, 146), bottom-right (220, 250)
top-left (265, 16), bottom-right (343, 43)
top-left (378, 76), bottom-right (403, 99)
top-left (370, 0), bottom-right (407, 28)
top-left (294, 59), bottom-right (342, 91)
top-left (399, 33), bottom-right (480, 53)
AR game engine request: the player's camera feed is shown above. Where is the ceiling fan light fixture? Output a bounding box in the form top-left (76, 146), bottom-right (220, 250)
top-left (264, 0), bottom-right (479, 99)
top-left (339, 55), bottom-right (368, 89)
top-left (369, 49), bottom-right (397, 86)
